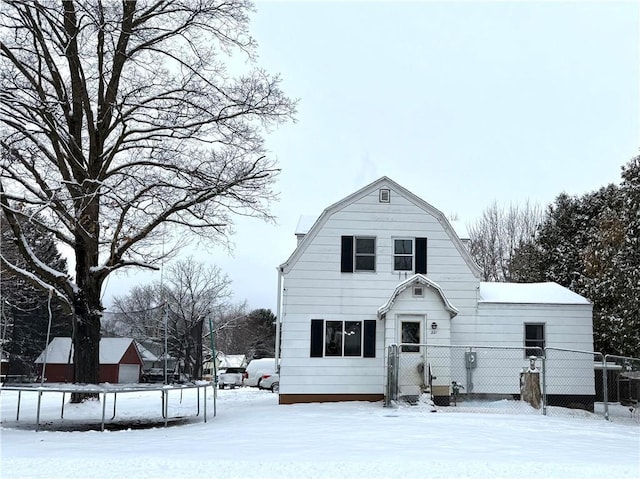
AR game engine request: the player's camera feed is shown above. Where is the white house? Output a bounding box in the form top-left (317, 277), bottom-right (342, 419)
top-left (276, 177), bottom-right (594, 406)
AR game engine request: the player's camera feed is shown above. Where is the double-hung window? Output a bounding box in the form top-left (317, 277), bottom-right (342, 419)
top-left (310, 319), bottom-right (376, 358)
top-left (394, 239), bottom-right (413, 271)
top-left (391, 237), bottom-right (428, 274)
top-left (524, 323), bottom-right (545, 357)
top-left (341, 236), bottom-right (376, 272)
top-left (355, 237), bottom-right (376, 271)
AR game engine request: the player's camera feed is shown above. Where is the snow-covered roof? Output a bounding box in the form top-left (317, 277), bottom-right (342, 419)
top-left (216, 353), bottom-right (247, 368)
top-left (135, 342), bottom-right (159, 362)
top-left (479, 282), bottom-right (591, 305)
top-left (378, 274), bottom-right (459, 319)
top-left (35, 337), bottom-right (139, 364)
top-left (295, 215), bottom-right (317, 236)
top-left (449, 220), bottom-right (469, 240)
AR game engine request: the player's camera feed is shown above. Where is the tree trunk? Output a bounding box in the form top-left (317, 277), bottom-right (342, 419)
top-left (70, 201), bottom-right (102, 403)
top-left (70, 290), bottom-right (102, 402)
top-left (190, 319), bottom-right (204, 380)
top-left (521, 370), bottom-right (542, 409)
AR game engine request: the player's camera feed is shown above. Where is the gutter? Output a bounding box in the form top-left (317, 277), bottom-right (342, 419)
top-left (275, 267), bottom-right (283, 374)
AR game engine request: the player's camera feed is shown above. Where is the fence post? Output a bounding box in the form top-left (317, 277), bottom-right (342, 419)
top-left (385, 344), bottom-right (399, 407)
top-left (603, 354), bottom-right (609, 421)
top-left (541, 349), bottom-right (547, 416)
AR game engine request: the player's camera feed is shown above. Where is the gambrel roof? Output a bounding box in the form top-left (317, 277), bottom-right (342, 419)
top-left (377, 274), bottom-right (459, 319)
top-left (280, 176), bottom-right (481, 278)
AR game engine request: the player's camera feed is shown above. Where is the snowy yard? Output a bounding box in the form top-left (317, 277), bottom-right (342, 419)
top-left (1, 386), bottom-right (638, 479)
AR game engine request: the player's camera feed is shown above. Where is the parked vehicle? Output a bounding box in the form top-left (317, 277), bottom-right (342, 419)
top-left (141, 368), bottom-right (180, 383)
top-left (218, 367), bottom-right (245, 389)
top-left (258, 372), bottom-right (279, 393)
top-left (243, 358), bottom-right (278, 388)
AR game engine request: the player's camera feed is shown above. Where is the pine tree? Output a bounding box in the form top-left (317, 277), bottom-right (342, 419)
top-left (1, 214), bottom-right (72, 377)
top-left (511, 158), bottom-right (640, 357)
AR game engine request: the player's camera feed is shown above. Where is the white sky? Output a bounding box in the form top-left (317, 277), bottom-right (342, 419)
top-left (102, 0), bottom-right (639, 314)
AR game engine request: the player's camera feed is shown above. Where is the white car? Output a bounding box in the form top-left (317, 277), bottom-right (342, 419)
top-left (258, 373), bottom-right (279, 393)
top-left (218, 367), bottom-right (245, 389)
top-left (243, 358), bottom-right (279, 389)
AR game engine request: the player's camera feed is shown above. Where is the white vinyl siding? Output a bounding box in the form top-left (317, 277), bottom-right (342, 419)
top-left (279, 179), bottom-right (593, 400)
top-left (280, 182), bottom-right (479, 396)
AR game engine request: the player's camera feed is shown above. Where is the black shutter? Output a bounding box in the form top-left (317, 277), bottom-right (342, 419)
top-left (363, 320), bottom-right (376, 358)
top-left (310, 319), bottom-right (324, 357)
top-left (341, 236), bottom-right (354, 272)
top-left (415, 237), bottom-right (427, 274)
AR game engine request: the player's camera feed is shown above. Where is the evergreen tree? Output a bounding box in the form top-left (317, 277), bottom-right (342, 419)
top-left (1, 214), bottom-right (72, 377)
top-left (511, 157), bottom-right (640, 357)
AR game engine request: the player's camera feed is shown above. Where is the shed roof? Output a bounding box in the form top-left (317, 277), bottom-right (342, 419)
top-left (34, 337), bottom-right (140, 364)
top-left (479, 282), bottom-right (591, 305)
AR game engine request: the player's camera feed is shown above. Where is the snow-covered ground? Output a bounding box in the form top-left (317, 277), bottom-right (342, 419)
top-left (1, 386), bottom-right (638, 479)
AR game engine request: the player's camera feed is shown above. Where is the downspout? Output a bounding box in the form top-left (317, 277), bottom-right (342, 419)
top-left (275, 267), bottom-right (283, 374)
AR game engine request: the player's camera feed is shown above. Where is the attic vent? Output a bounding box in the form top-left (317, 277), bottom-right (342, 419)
top-left (413, 286), bottom-right (424, 297)
top-left (379, 188), bottom-right (390, 203)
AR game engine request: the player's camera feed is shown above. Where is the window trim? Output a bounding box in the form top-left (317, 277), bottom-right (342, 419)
top-left (310, 319), bottom-right (376, 358)
top-left (354, 236), bottom-right (376, 272)
top-left (524, 323), bottom-right (545, 357)
top-left (400, 320), bottom-right (421, 353)
top-left (393, 237), bottom-right (414, 272)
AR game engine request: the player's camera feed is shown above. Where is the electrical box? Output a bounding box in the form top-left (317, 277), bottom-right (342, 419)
top-left (465, 352), bottom-right (477, 369)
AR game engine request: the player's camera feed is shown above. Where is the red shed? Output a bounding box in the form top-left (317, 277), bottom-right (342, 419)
top-left (35, 337), bottom-right (143, 384)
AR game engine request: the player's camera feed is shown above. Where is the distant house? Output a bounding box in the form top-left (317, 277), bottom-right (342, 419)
top-left (202, 352), bottom-right (248, 381)
top-left (216, 352), bottom-right (248, 369)
top-left (135, 340), bottom-right (178, 373)
top-left (35, 337), bottom-right (144, 384)
top-left (276, 177), bottom-right (594, 406)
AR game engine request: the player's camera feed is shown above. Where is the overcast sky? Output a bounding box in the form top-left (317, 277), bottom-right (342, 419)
top-left (102, 0), bottom-right (639, 314)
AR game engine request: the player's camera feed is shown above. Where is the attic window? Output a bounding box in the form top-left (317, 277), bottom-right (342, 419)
top-left (379, 188), bottom-right (390, 203)
top-left (413, 286), bottom-right (424, 297)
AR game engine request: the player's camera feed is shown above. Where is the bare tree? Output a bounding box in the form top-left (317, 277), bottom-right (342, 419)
top-left (468, 201), bottom-right (543, 282)
top-left (162, 258), bottom-right (231, 379)
top-left (106, 284), bottom-right (165, 340)
top-left (110, 257), bottom-right (233, 379)
top-left (0, 1), bottom-right (295, 399)
top-left (212, 302), bottom-right (249, 355)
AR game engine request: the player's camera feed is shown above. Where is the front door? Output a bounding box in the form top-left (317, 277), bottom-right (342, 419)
top-left (397, 315), bottom-right (426, 398)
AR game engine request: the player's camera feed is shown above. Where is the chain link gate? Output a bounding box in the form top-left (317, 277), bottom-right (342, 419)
top-left (386, 343), bottom-right (639, 423)
top-left (601, 354), bottom-right (640, 423)
top-left (543, 348), bottom-right (601, 416)
top-left (386, 344), bottom-right (545, 414)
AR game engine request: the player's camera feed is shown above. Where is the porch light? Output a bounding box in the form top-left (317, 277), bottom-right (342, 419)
top-left (431, 322), bottom-right (438, 331)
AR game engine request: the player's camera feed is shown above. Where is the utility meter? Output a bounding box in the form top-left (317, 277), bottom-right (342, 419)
top-left (465, 351), bottom-right (477, 369)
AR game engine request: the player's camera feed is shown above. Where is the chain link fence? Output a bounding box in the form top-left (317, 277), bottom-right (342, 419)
top-left (599, 354), bottom-right (640, 423)
top-left (385, 344), bottom-right (639, 424)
